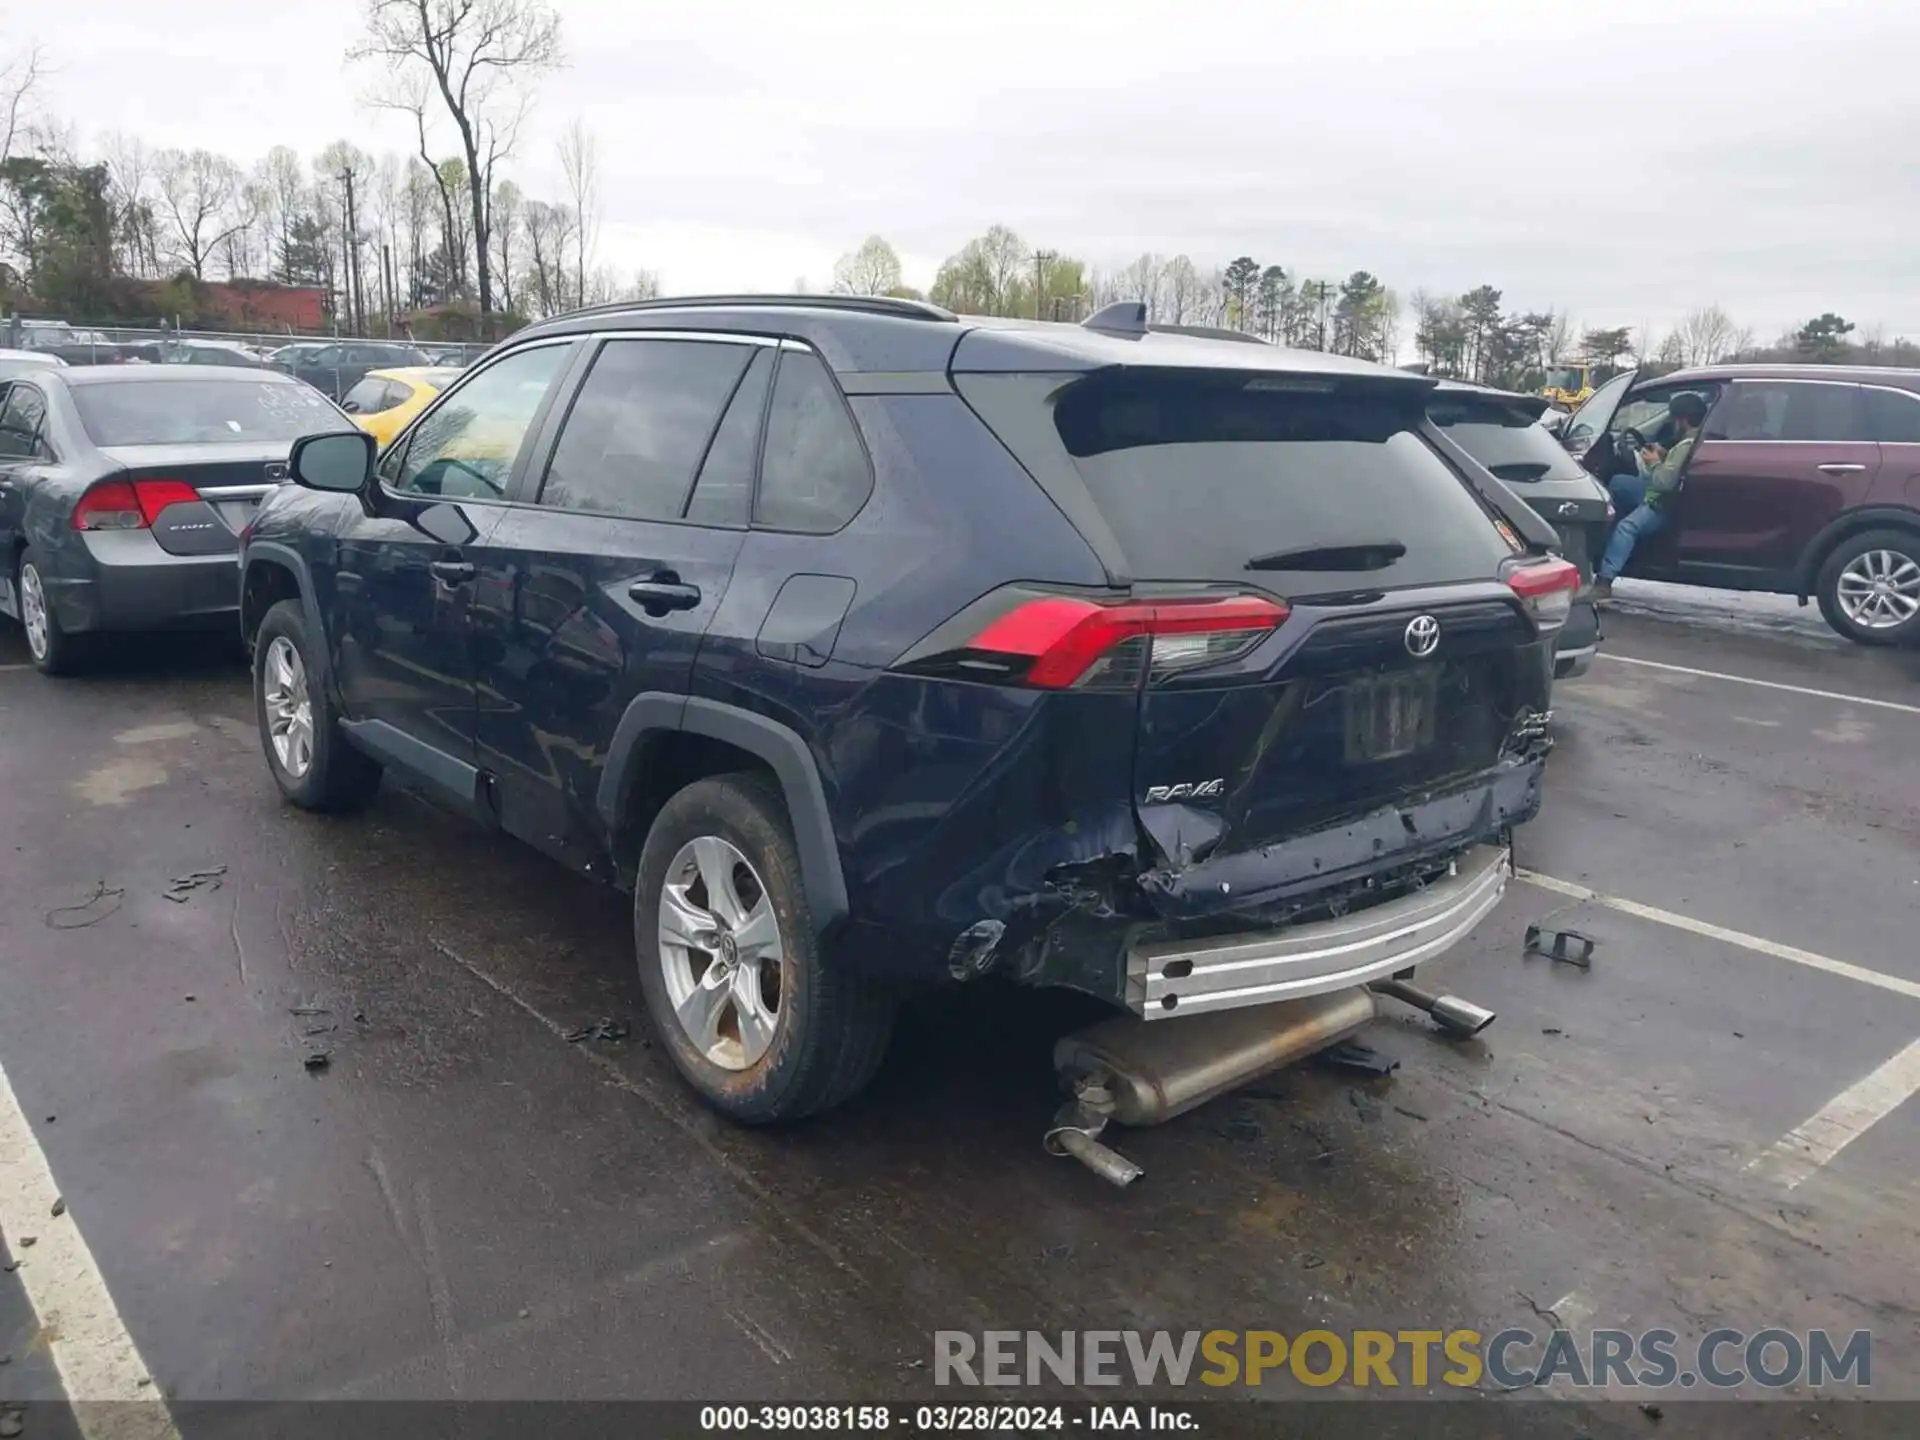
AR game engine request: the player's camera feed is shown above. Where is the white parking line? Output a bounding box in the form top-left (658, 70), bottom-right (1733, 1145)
top-left (1516, 870), bottom-right (1920, 1003)
top-left (1748, 1038), bottom-right (1920, 1189)
top-left (1599, 652), bottom-right (1920, 717)
top-left (0, 663), bottom-right (32, 672)
top-left (0, 1061), bottom-right (179, 1435)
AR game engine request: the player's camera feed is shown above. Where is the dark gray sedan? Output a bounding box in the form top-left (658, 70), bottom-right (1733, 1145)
top-left (0, 365), bottom-right (346, 674)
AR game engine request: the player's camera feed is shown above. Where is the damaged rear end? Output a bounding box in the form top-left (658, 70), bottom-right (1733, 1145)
top-left (944, 346), bottom-right (1570, 1020)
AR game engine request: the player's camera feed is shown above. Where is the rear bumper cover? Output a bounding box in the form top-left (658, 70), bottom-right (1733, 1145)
top-left (50, 532), bottom-right (240, 634)
top-left (1129, 844), bottom-right (1509, 1018)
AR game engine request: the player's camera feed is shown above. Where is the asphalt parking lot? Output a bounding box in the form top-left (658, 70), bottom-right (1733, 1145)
top-left (2, 582), bottom-right (1917, 1436)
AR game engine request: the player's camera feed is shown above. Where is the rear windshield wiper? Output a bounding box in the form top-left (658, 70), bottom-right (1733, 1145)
top-left (1488, 462), bottom-right (1552, 482)
top-left (1245, 541), bottom-right (1406, 572)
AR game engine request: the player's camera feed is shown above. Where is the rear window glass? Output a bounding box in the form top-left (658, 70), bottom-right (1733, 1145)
top-left (1428, 398), bottom-right (1593, 483)
top-left (74, 379), bottom-right (344, 446)
top-left (967, 372), bottom-right (1514, 588)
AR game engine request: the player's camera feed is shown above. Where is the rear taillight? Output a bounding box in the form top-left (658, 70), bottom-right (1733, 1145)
top-left (937, 593), bottom-right (1289, 690)
top-left (71, 479), bottom-right (199, 531)
top-left (1504, 557), bottom-right (1581, 631)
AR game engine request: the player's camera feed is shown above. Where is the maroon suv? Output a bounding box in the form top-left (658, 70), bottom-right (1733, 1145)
top-left (1561, 364), bottom-right (1920, 645)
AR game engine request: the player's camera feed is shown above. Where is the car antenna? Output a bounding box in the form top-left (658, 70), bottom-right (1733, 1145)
top-left (1083, 302), bottom-right (1149, 338)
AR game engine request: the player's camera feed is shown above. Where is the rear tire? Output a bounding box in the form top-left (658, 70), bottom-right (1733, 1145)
top-left (18, 547), bottom-right (89, 676)
top-left (1815, 529), bottom-right (1920, 647)
top-left (635, 773), bottom-right (894, 1124)
top-left (253, 599), bottom-right (383, 811)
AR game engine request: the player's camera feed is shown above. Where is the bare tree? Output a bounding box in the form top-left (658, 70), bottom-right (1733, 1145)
top-left (352, 0), bottom-right (563, 314)
top-left (558, 117), bottom-right (598, 308)
top-left (1114, 253), bottom-right (1164, 318)
top-left (155, 148), bottom-right (249, 279)
top-left (1, 41), bottom-right (43, 167)
top-left (831, 235), bottom-right (903, 296)
top-left (489, 178), bottom-right (522, 314)
top-left (374, 74), bottom-right (468, 298)
top-left (518, 197), bottom-right (575, 317)
top-left (1668, 304), bottom-right (1743, 366)
top-left (1162, 255), bottom-right (1204, 324)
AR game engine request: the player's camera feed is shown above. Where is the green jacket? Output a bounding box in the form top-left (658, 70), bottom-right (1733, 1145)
top-left (1639, 433), bottom-right (1695, 509)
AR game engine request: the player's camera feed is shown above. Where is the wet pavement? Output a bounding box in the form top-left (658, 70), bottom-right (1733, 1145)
top-left (1, 581), bottom-right (1917, 1436)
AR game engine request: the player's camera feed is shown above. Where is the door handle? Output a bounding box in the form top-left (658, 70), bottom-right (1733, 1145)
top-left (628, 573), bottom-right (702, 614)
top-left (429, 559), bottom-right (476, 585)
top-left (1817, 463), bottom-right (1867, 474)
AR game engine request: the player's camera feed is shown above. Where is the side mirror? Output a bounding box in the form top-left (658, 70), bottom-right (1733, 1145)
top-left (290, 431), bottom-right (375, 493)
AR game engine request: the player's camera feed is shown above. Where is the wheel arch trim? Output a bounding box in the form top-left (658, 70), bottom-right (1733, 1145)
top-left (597, 693), bottom-right (850, 935)
top-left (1794, 506), bottom-right (1920, 598)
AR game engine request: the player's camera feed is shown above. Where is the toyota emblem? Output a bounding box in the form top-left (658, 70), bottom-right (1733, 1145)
top-left (1404, 614), bottom-right (1441, 657)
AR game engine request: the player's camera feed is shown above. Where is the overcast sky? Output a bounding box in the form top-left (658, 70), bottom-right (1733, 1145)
top-left (17, 0), bottom-right (1920, 345)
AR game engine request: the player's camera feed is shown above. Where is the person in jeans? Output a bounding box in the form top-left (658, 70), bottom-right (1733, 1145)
top-left (1593, 391), bottom-right (1707, 600)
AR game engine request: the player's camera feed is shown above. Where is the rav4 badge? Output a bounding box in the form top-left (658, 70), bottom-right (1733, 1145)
top-left (1143, 779), bottom-right (1225, 803)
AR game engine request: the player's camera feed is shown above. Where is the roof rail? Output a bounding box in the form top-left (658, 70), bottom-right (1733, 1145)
top-left (1148, 323), bottom-right (1270, 345)
top-left (1083, 301), bottom-right (1148, 337)
top-left (550, 293), bottom-right (958, 324)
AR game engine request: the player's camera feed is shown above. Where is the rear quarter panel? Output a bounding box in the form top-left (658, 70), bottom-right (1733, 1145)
top-left (691, 390), bottom-right (1127, 977)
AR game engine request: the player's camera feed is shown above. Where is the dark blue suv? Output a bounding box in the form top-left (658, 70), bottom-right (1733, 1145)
top-left (239, 296), bottom-right (1574, 1123)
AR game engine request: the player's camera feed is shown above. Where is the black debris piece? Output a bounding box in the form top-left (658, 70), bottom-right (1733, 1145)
top-left (303, 1051), bottom-right (331, 1073)
top-left (303, 1023), bottom-right (337, 1037)
top-left (1640, 1403), bottom-right (1664, 1422)
top-left (1348, 1089), bottom-right (1383, 1123)
top-left (1, 1262), bottom-right (14, 1274)
top-left (16, 1238), bottom-right (33, 1249)
top-left (183, 995), bottom-right (196, 1003)
top-left (163, 866), bottom-right (229, 903)
top-left (289, 1005), bottom-right (330, 1017)
top-left (568, 1018), bottom-right (631, 1043)
top-left (1542, 1027), bottom-right (1564, 1036)
top-left (50, 1197), bottom-right (64, 1218)
top-left (1525, 924), bottom-right (1595, 969)
top-left (1300, 1254), bottom-right (1326, 1270)
top-left (1318, 1041), bottom-right (1400, 1077)
top-left (1393, 1105), bottom-right (1429, 1122)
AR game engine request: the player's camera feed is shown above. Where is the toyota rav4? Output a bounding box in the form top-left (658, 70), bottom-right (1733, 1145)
top-left (238, 295), bottom-right (1574, 1123)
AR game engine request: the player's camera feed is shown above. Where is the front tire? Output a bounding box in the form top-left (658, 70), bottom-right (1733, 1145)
top-left (635, 774), bottom-right (894, 1124)
top-left (18, 547), bottom-right (88, 676)
top-left (1815, 530), bottom-right (1920, 646)
top-left (253, 599), bottom-right (383, 811)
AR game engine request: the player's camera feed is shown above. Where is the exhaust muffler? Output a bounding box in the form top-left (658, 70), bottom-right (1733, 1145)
top-left (1369, 978), bottom-right (1496, 1038)
top-left (1053, 987), bottom-right (1379, 1131)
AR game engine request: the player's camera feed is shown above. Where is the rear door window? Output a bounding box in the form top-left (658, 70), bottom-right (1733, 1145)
top-left (686, 349), bottom-right (773, 527)
top-left (0, 383), bottom-right (49, 460)
top-left (1864, 387), bottom-right (1920, 444)
top-left (1427, 396), bottom-right (1592, 483)
top-left (752, 350), bottom-right (873, 533)
top-left (1714, 381), bottom-right (1865, 442)
top-left (965, 371), bottom-right (1514, 588)
top-left (342, 377), bottom-right (390, 415)
top-left (537, 338), bottom-right (752, 522)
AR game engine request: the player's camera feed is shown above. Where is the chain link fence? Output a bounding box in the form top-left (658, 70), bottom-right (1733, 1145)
top-left (2, 314), bottom-right (491, 368)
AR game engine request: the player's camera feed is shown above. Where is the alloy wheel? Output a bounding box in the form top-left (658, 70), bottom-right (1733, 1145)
top-left (262, 636), bottom-right (315, 778)
top-left (19, 563), bottom-right (48, 661)
top-left (1836, 548), bottom-right (1920, 630)
top-left (657, 836), bottom-right (784, 1070)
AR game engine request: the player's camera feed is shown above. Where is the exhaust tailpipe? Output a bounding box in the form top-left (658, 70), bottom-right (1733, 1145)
top-left (1370, 978), bottom-right (1496, 1038)
top-left (1054, 988), bottom-right (1378, 1128)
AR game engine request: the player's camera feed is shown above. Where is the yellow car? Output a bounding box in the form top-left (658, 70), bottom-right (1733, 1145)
top-left (340, 366), bottom-right (466, 450)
